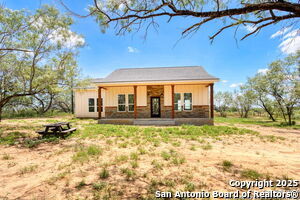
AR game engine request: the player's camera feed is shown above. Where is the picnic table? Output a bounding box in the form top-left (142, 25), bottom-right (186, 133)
top-left (37, 122), bottom-right (76, 137)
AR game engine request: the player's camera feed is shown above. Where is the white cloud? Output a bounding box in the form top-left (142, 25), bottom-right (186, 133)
top-left (32, 18), bottom-right (85, 49)
top-left (245, 25), bottom-right (256, 33)
top-left (257, 68), bottom-right (269, 74)
top-left (128, 46), bottom-right (139, 53)
top-left (271, 28), bottom-right (300, 54)
top-left (270, 27), bottom-right (292, 39)
top-left (221, 80), bottom-right (228, 83)
top-left (230, 83), bottom-right (243, 88)
top-left (49, 29), bottom-right (85, 49)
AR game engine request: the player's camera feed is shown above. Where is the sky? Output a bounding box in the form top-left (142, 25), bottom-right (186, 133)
top-left (1, 0), bottom-right (299, 92)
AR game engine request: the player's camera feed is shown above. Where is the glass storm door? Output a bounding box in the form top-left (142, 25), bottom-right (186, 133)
top-left (151, 97), bottom-right (161, 118)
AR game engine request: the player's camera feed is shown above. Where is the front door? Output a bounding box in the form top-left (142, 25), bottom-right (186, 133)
top-left (151, 97), bottom-right (161, 118)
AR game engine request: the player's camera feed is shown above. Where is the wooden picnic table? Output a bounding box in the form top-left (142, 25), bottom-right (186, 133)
top-left (37, 122), bottom-right (77, 137)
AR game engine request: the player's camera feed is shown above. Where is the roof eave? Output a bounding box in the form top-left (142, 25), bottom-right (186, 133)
top-left (93, 79), bottom-right (219, 85)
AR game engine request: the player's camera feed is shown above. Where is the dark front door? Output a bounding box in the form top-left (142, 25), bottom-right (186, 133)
top-left (151, 97), bottom-right (161, 118)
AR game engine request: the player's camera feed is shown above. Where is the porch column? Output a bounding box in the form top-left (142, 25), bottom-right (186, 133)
top-left (98, 86), bottom-right (102, 119)
top-left (210, 83), bottom-right (214, 119)
top-left (171, 85), bottom-right (175, 119)
top-left (134, 86), bottom-right (137, 119)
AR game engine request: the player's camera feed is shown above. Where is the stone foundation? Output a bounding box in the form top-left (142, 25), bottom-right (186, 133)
top-left (98, 118), bottom-right (213, 126)
top-left (175, 105), bottom-right (209, 118)
top-left (105, 107), bottom-right (134, 118)
top-left (104, 105), bottom-right (209, 119)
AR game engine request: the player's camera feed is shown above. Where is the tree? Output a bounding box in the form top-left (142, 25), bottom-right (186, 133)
top-left (232, 87), bottom-right (256, 118)
top-left (215, 91), bottom-right (232, 117)
top-left (264, 52), bottom-right (300, 125)
top-left (0, 6), bottom-right (84, 121)
top-left (247, 74), bottom-right (277, 121)
top-left (61, 0), bottom-right (300, 41)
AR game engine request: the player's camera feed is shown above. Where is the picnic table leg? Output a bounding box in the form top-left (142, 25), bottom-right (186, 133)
top-left (41, 127), bottom-right (50, 138)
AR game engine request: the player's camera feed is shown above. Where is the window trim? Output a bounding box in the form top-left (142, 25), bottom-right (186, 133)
top-left (88, 98), bottom-right (95, 113)
top-left (128, 94), bottom-right (134, 112)
top-left (174, 93), bottom-right (182, 112)
top-left (117, 94), bottom-right (126, 112)
top-left (183, 92), bottom-right (193, 111)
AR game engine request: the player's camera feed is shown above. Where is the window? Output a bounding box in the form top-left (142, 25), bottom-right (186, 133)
top-left (184, 93), bottom-right (192, 110)
top-left (174, 93), bottom-right (182, 111)
top-left (88, 98), bottom-right (95, 112)
top-left (97, 98), bottom-right (103, 112)
top-left (128, 94), bottom-right (134, 112)
top-left (118, 94), bottom-right (126, 112)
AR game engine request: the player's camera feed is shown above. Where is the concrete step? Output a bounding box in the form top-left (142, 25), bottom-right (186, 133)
top-left (134, 119), bottom-right (175, 126)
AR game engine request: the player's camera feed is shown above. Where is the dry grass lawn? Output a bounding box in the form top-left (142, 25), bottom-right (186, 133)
top-left (0, 116), bottom-right (299, 199)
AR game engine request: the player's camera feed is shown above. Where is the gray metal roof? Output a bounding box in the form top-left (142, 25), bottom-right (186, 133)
top-left (92, 66), bottom-right (219, 83)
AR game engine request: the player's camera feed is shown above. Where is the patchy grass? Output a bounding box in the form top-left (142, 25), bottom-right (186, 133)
top-left (215, 117), bottom-right (300, 130)
top-left (99, 168), bottom-right (110, 179)
top-left (2, 153), bottom-right (13, 160)
top-left (72, 145), bottom-right (103, 163)
top-left (0, 116), bottom-right (298, 200)
top-left (222, 160), bottom-right (233, 171)
top-left (241, 169), bottom-right (263, 180)
top-left (121, 168), bottom-right (136, 181)
top-left (19, 165), bottom-right (38, 175)
top-left (76, 124), bottom-right (258, 140)
top-left (201, 143), bottom-right (213, 150)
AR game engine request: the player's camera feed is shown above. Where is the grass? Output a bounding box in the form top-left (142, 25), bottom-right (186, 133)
top-left (19, 164), bottom-right (38, 175)
top-left (241, 169), bottom-right (263, 179)
top-left (76, 124), bottom-right (258, 141)
top-left (222, 160), bottom-right (233, 171)
top-left (92, 182), bottom-right (106, 191)
top-left (215, 116), bottom-right (300, 130)
top-left (1, 116), bottom-right (296, 199)
top-left (201, 143), bottom-right (213, 150)
top-left (72, 145), bottom-right (103, 163)
top-left (99, 168), bottom-right (110, 179)
top-left (2, 153), bottom-right (13, 160)
top-left (75, 180), bottom-right (87, 189)
top-left (121, 168), bottom-right (136, 181)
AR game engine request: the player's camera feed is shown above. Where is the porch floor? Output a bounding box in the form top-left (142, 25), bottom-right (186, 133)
top-left (98, 118), bottom-right (213, 126)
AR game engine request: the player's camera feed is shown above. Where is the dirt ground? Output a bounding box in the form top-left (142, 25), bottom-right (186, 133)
top-left (0, 118), bottom-right (299, 200)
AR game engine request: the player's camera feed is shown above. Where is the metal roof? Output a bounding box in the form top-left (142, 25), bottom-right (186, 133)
top-left (92, 66), bottom-right (219, 83)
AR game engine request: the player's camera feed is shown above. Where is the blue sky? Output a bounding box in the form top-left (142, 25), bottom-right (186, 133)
top-left (2, 0), bottom-right (297, 92)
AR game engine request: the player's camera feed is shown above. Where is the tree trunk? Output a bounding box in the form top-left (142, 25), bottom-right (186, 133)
top-left (274, 97), bottom-right (287, 122)
top-left (287, 107), bottom-right (293, 126)
top-left (260, 100), bottom-right (276, 122)
top-left (0, 106), bottom-right (2, 122)
top-left (71, 90), bottom-right (74, 114)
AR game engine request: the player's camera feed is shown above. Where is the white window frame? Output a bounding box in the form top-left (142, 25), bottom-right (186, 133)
top-left (183, 93), bottom-right (193, 111)
top-left (174, 93), bottom-right (193, 111)
top-left (128, 94), bottom-right (134, 112)
top-left (88, 98), bottom-right (95, 112)
top-left (117, 94), bottom-right (126, 112)
top-left (174, 93), bottom-right (182, 111)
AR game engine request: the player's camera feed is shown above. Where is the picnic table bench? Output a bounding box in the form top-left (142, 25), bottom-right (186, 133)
top-left (37, 122), bottom-right (77, 137)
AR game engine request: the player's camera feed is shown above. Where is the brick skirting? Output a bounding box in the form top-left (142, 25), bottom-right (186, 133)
top-left (105, 105), bottom-right (209, 119)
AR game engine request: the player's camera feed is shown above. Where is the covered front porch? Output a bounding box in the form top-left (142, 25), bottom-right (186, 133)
top-left (96, 82), bottom-right (215, 125)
